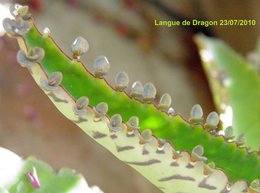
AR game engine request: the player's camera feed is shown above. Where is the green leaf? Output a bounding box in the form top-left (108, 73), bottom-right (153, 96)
top-left (9, 157), bottom-right (81, 193)
top-left (20, 24), bottom-right (260, 184)
top-left (0, 147), bottom-right (102, 193)
top-left (195, 34), bottom-right (260, 150)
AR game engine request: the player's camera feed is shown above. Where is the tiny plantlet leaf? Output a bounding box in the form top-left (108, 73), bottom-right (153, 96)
top-left (73, 96), bottom-right (89, 116)
top-left (10, 4), bottom-right (22, 16)
top-left (206, 112), bottom-right (219, 127)
top-left (224, 126), bottom-right (234, 140)
top-left (130, 81), bottom-right (144, 98)
top-left (205, 111), bottom-right (220, 131)
top-left (3, 17), bottom-right (32, 36)
top-left (191, 145), bottom-right (207, 161)
top-left (76, 96), bottom-right (89, 110)
top-left (40, 71), bottom-right (63, 91)
top-left (10, 4), bottom-right (30, 19)
top-left (143, 82), bottom-right (157, 102)
top-left (115, 71), bottom-right (129, 91)
top-left (191, 104), bottom-right (203, 119)
top-left (108, 114), bottom-right (123, 131)
top-left (127, 116), bottom-right (140, 130)
top-left (3, 5), bottom-right (260, 193)
top-left (140, 129), bottom-right (153, 143)
top-left (17, 47), bottom-right (44, 67)
top-left (158, 93), bottom-right (172, 110)
top-left (71, 36), bottom-right (89, 58)
top-left (190, 104), bottom-right (203, 124)
top-left (95, 102), bottom-right (108, 116)
top-left (94, 56), bottom-right (110, 78)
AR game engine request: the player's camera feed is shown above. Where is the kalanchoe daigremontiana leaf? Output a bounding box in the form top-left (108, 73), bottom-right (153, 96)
top-left (195, 35), bottom-right (260, 150)
top-left (0, 147), bottom-right (104, 193)
top-left (17, 47), bottom-right (45, 67)
top-left (3, 4), bottom-right (260, 193)
top-left (3, 17), bottom-right (32, 36)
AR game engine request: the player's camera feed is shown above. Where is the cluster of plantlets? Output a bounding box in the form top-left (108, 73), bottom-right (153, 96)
top-left (1, 3), bottom-right (260, 193)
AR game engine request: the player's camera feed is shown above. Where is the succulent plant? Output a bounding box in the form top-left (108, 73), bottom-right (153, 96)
top-left (1, 3), bottom-right (260, 193)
